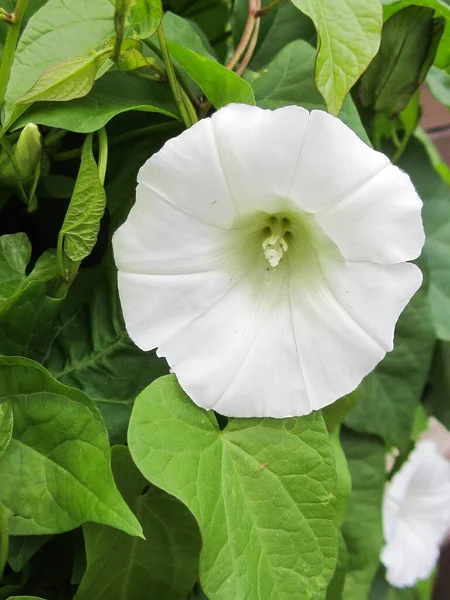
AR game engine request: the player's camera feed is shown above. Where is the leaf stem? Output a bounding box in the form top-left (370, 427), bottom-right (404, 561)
top-left (236, 14), bottom-right (260, 76)
top-left (0, 503), bottom-right (9, 583)
top-left (0, 0), bottom-right (29, 114)
top-left (156, 23), bottom-right (197, 127)
top-left (97, 127), bottom-right (108, 185)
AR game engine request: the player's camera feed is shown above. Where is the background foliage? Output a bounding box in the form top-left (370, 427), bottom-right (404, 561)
top-left (0, 0), bottom-right (449, 598)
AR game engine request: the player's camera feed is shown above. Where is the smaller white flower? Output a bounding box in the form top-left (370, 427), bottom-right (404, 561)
top-left (381, 440), bottom-right (450, 588)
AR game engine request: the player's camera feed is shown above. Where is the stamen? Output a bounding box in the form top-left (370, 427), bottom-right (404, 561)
top-left (262, 234), bottom-right (288, 267)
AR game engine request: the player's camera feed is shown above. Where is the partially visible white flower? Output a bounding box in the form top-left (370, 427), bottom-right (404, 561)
top-left (381, 440), bottom-right (450, 588)
top-left (113, 104), bottom-right (424, 417)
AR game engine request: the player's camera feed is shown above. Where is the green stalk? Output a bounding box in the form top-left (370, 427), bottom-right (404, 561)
top-left (97, 126), bottom-right (108, 185)
top-left (0, 0), bottom-right (29, 113)
top-left (156, 23), bottom-right (197, 127)
top-left (0, 503), bottom-right (9, 583)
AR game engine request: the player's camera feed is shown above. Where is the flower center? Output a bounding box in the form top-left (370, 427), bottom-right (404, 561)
top-left (261, 216), bottom-right (290, 268)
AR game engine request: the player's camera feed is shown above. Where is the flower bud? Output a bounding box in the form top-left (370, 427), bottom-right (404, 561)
top-left (13, 123), bottom-right (42, 180)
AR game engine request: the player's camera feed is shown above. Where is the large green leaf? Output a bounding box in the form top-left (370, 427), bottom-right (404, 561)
top-left (4, 0), bottom-right (115, 122)
top-left (341, 429), bottom-right (386, 600)
top-left (359, 6), bottom-right (444, 117)
top-left (128, 375), bottom-right (340, 600)
top-left (345, 286), bottom-right (435, 449)
top-left (399, 137), bottom-right (450, 341)
top-left (59, 134), bottom-right (106, 262)
top-left (425, 341), bottom-right (450, 428)
top-left (13, 72), bottom-right (178, 133)
top-left (163, 11), bottom-right (215, 59)
top-left (41, 261), bottom-right (168, 445)
top-left (0, 400), bottom-right (13, 459)
top-left (0, 233), bottom-right (59, 317)
top-left (427, 66), bottom-right (450, 106)
top-left (252, 40), bottom-right (370, 144)
top-left (290, 0), bottom-right (382, 115)
top-left (75, 446), bottom-right (200, 600)
top-left (0, 356), bottom-right (142, 537)
top-left (251, 2), bottom-right (316, 70)
top-left (166, 41), bottom-right (255, 107)
top-left (382, 0), bottom-right (450, 20)
top-left (0, 0), bottom-right (48, 58)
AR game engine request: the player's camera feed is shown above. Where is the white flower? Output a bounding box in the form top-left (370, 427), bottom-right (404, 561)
top-left (381, 440), bottom-right (450, 588)
top-left (113, 104), bottom-right (424, 417)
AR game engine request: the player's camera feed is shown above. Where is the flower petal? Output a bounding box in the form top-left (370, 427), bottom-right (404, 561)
top-left (381, 440), bottom-right (450, 587)
top-left (117, 269), bottom-right (237, 351)
top-left (315, 164), bottom-right (424, 264)
top-left (288, 110), bottom-right (390, 213)
top-left (156, 266), bottom-right (313, 417)
top-left (113, 186), bottom-right (234, 275)
top-left (137, 117), bottom-right (237, 228)
top-left (210, 104), bottom-right (310, 215)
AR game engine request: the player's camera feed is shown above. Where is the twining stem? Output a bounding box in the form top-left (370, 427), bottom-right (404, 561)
top-left (236, 16), bottom-right (260, 76)
top-left (226, 0), bottom-right (261, 71)
top-left (156, 23), bottom-right (197, 127)
top-left (0, 0), bottom-right (29, 113)
top-left (0, 503), bottom-right (9, 583)
top-left (97, 126), bottom-right (108, 185)
top-left (254, 0), bottom-right (285, 17)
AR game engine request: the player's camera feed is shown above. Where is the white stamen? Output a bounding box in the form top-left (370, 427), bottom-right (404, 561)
top-left (262, 234), bottom-right (288, 267)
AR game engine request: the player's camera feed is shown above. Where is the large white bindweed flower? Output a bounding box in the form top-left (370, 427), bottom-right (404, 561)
top-left (113, 104), bottom-right (424, 417)
top-left (381, 440), bottom-right (450, 588)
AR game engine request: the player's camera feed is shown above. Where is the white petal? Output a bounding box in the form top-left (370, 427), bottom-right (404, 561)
top-left (382, 518), bottom-right (440, 588)
top-left (117, 269), bottom-right (237, 351)
top-left (210, 103), bottom-right (310, 215)
top-left (156, 265), bottom-right (312, 417)
top-left (288, 110), bottom-right (390, 213)
top-left (318, 259), bottom-right (422, 352)
top-left (381, 440), bottom-right (450, 588)
top-left (315, 164), bottom-right (424, 264)
top-left (113, 185), bottom-right (234, 275)
top-left (138, 117), bottom-right (237, 228)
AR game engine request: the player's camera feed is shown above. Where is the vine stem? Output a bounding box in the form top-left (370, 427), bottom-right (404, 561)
top-left (0, 0), bottom-right (29, 113)
top-left (236, 15), bottom-right (260, 76)
top-left (156, 23), bottom-right (197, 127)
top-left (226, 0), bottom-right (260, 71)
top-left (0, 503), bottom-right (9, 583)
top-left (97, 126), bottom-right (108, 185)
top-left (254, 0), bottom-right (285, 17)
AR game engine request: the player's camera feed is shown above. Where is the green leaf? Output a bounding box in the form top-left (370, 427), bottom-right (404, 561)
top-left (129, 375), bottom-right (340, 600)
top-left (251, 2), bottom-right (316, 70)
top-left (425, 341), bottom-right (450, 428)
top-left (0, 400), bottom-right (13, 459)
top-left (163, 11), bottom-right (215, 59)
top-left (13, 71), bottom-right (178, 133)
top-left (290, 0), bottom-right (382, 115)
top-left (359, 7), bottom-right (444, 117)
top-left (345, 285), bottom-right (435, 449)
top-left (0, 355), bottom-right (142, 537)
top-left (40, 259), bottom-right (168, 444)
top-left (60, 134), bottom-right (106, 262)
top-left (8, 535), bottom-right (51, 572)
top-left (341, 429), bottom-right (386, 600)
top-left (382, 0), bottom-right (450, 20)
top-left (400, 137), bottom-right (450, 341)
top-left (19, 53), bottom-right (109, 105)
top-left (252, 40), bottom-right (371, 144)
top-left (4, 0), bottom-right (115, 123)
top-left (0, 0), bottom-right (47, 58)
top-left (75, 445), bottom-right (200, 600)
top-left (166, 41), bottom-right (255, 107)
top-left (0, 233), bottom-right (59, 317)
top-left (427, 65), bottom-right (450, 106)
top-left (130, 0), bottom-right (162, 39)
